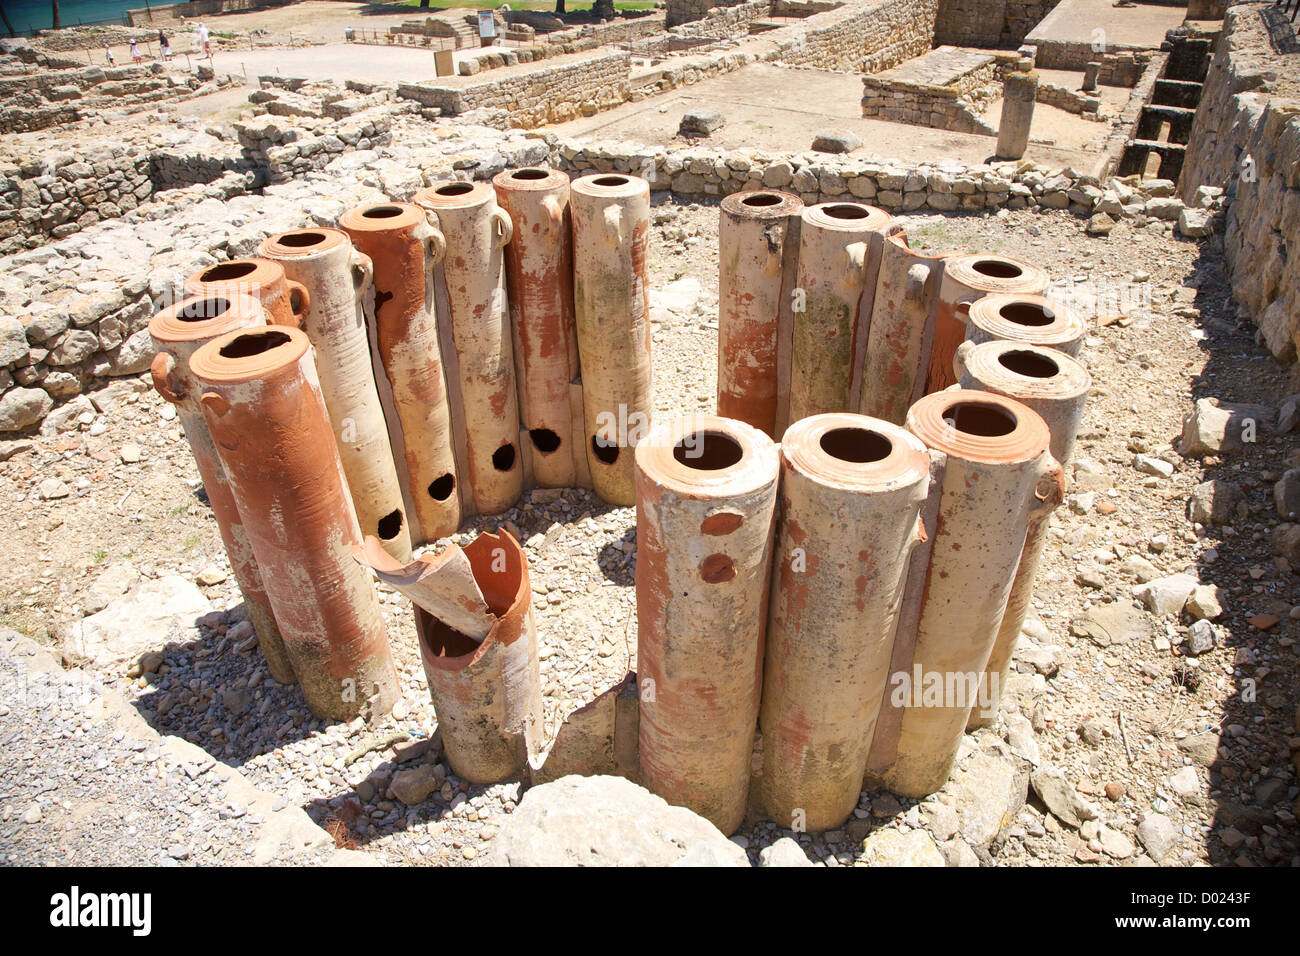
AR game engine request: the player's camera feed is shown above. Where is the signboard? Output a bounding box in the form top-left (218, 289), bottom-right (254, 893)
top-left (477, 11), bottom-right (496, 39)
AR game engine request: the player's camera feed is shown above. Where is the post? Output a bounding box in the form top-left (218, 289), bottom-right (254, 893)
top-left (996, 70), bottom-right (1038, 160)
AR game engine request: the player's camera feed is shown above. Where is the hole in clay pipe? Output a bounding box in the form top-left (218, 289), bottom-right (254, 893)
top-left (377, 509), bottom-right (404, 540)
top-left (673, 431), bottom-right (743, 470)
top-left (428, 474), bottom-right (455, 501)
top-left (972, 258), bottom-right (1023, 278)
top-left (943, 402), bottom-right (1018, 437)
top-left (511, 168), bottom-right (550, 180)
top-left (435, 182), bottom-right (474, 196)
top-left (530, 428), bottom-right (562, 454)
top-left (492, 443), bottom-right (517, 472)
top-left (593, 175), bottom-right (628, 187)
top-left (700, 553), bottom-right (737, 584)
top-left (200, 261), bottom-right (257, 282)
top-left (998, 301), bottom-right (1054, 327)
top-left (823, 203), bottom-right (870, 220)
top-left (591, 435), bottom-right (620, 465)
top-left (277, 231), bottom-right (326, 248)
top-left (362, 205), bottom-right (404, 219)
top-left (998, 349), bottom-right (1061, 378)
top-left (742, 193), bottom-right (783, 207)
top-left (218, 329), bottom-right (292, 358)
top-left (820, 427), bottom-right (892, 463)
top-left (178, 297), bottom-right (231, 322)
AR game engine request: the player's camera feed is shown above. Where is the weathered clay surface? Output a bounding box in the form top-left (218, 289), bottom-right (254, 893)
top-left (189, 325), bottom-right (399, 721)
top-left (964, 292), bottom-right (1087, 357)
top-left (761, 413), bottom-right (929, 831)
top-left (353, 535), bottom-right (494, 641)
top-left (634, 414), bottom-right (779, 834)
top-left (528, 673), bottom-right (639, 784)
top-left (183, 257), bottom-right (308, 330)
top-left (570, 173), bottom-right (654, 506)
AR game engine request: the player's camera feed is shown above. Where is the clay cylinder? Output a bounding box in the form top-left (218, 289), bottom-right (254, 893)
top-left (859, 231), bottom-right (947, 424)
top-left (927, 253), bottom-right (1048, 395)
top-left (956, 341), bottom-right (1089, 730)
top-left (964, 292), bottom-right (1087, 359)
top-left (414, 530), bottom-right (543, 783)
top-left (996, 70), bottom-right (1038, 160)
top-left (569, 173), bottom-right (654, 506)
top-left (148, 294), bottom-right (295, 685)
top-left (183, 257), bottom-right (309, 329)
top-left (416, 181), bottom-right (523, 516)
top-left (716, 189), bottom-right (803, 439)
top-left (338, 202), bottom-right (461, 545)
top-left (789, 201), bottom-right (891, 423)
top-left (635, 414), bottom-right (779, 834)
top-left (492, 167), bottom-right (581, 488)
top-left (190, 326), bottom-right (399, 721)
top-left (872, 390), bottom-right (1062, 797)
top-left (761, 414), bottom-right (930, 831)
top-left (258, 228), bottom-right (412, 562)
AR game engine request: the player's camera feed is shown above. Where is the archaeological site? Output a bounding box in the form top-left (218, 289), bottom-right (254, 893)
top-left (0, 0), bottom-right (1296, 888)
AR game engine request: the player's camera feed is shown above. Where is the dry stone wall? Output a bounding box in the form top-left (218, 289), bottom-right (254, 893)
top-left (934, 0), bottom-right (1059, 49)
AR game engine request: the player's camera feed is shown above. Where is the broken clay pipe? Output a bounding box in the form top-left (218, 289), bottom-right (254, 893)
top-left (352, 535), bottom-right (494, 642)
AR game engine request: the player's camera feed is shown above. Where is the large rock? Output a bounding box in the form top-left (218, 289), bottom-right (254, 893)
top-left (758, 837), bottom-right (814, 867)
top-left (1030, 766), bottom-right (1099, 829)
top-left (0, 317), bottom-right (28, 366)
top-left (1133, 574), bottom-right (1197, 617)
top-left (67, 575), bottom-right (212, 668)
top-left (858, 828), bottom-right (945, 866)
top-left (1136, 812), bottom-right (1179, 862)
top-left (0, 387), bottom-right (53, 432)
top-left (678, 108), bottom-right (724, 136)
top-left (812, 129), bottom-right (862, 154)
top-left (941, 743), bottom-right (1029, 847)
top-left (1274, 469), bottom-right (1300, 520)
top-left (485, 775), bottom-right (749, 867)
top-left (1189, 479), bottom-right (1246, 525)
top-left (108, 328), bottom-right (155, 376)
top-left (1179, 398), bottom-right (1274, 456)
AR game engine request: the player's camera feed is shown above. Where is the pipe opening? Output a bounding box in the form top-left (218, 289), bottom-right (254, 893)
top-left (998, 349), bottom-right (1060, 378)
top-left (428, 473), bottom-right (455, 501)
top-left (377, 509), bottom-right (405, 541)
top-left (742, 193), bottom-right (783, 207)
top-left (591, 435), bottom-right (619, 465)
top-left (998, 301), bottom-right (1054, 327)
top-left (200, 261), bottom-right (258, 282)
top-left (435, 182), bottom-right (474, 196)
top-left (218, 329), bottom-right (292, 358)
top-left (492, 443), bottom-right (517, 472)
top-left (820, 427), bottom-right (892, 463)
top-left (973, 258), bottom-right (1023, 279)
top-left (592, 175), bottom-right (629, 187)
top-left (530, 428), bottom-right (562, 454)
top-left (277, 231), bottom-right (326, 248)
top-left (674, 431), bottom-right (743, 470)
top-left (511, 168), bottom-right (550, 180)
top-left (823, 203), bottom-right (869, 220)
top-left (943, 402), bottom-right (1018, 437)
top-left (178, 297), bottom-right (231, 322)
top-left (362, 205), bottom-right (404, 219)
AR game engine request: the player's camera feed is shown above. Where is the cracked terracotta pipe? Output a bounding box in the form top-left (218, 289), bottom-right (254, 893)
top-left (716, 189), bottom-right (803, 439)
top-left (956, 341), bottom-right (1089, 731)
top-left (635, 414), bottom-right (780, 834)
top-left (963, 292), bottom-right (1087, 359)
top-left (338, 201), bottom-right (462, 545)
top-left (148, 293), bottom-right (296, 685)
top-left (258, 228), bottom-right (413, 563)
top-left (416, 181), bottom-right (524, 516)
top-left (492, 167), bottom-right (582, 489)
top-left (190, 325), bottom-right (399, 721)
top-left (869, 389), bottom-right (1063, 797)
top-left (183, 257), bottom-right (309, 329)
top-left (569, 173), bottom-right (653, 507)
top-left (789, 201), bottom-right (891, 423)
top-left (761, 413), bottom-right (930, 832)
top-left (858, 230), bottom-right (947, 424)
top-left (926, 253), bottom-right (1048, 394)
top-left (412, 529), bottom-right (543, 784)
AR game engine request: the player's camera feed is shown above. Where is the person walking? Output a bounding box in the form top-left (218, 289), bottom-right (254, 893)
top-left (159, 30), bottom-right (171, 62)
top-left (130, 39), bottom-right (142, 64)
top-left (199, 22), bottom-right (211, 57)
top-left (104, 45), bottom-right (115, 66)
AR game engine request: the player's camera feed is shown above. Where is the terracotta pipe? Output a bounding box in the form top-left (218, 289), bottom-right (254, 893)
top-left (761, 413), bottom-right (929, 832)
top-left (926, 253), bottom-right (1048, 394)
top-left (189, 326), bottom-right (399, 721)
top-left (716, 189), bottom-right (803, 439)
top-left (569, 173), bottom-right (654, 507)
top-left (869, 390), bottom-right (1062, 797)
top-left (858, 231), bottom-right (947, 424)
top-left (492, 167), bottom-right (581, 489)
top-left (412, 530), bottom-right (544, 784)
top-left (258, 228), bottom-right (413, 563)
top-left (415, 181), bottom-right (523, 516)
top-left (789, 201), bottom-right (891, 423)
top-left (183, 257), bottom-right (309, 329)
top-left (956, 341), bottom-right (1089, 730)
top-left (963, 292), bottom-right (1087, 359)
top-left (634, 414), bottom-right (780, 835)
top-left (338, 202), bottom-right (461, 545)
top-left (353, 535), bottom-right (494, 642)
top-left (148, 293), bottom-right (296, 685)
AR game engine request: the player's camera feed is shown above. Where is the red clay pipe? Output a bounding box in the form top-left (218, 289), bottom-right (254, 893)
top-left (183, 257), bottom-right (309, 329)
top-left (190, 325), bottom-right (399, 722)
top-left (963, 292), bottom-right (1087, 358)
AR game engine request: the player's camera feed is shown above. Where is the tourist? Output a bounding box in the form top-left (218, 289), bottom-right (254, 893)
top-left (159, 30), bottom-right (171, 61)
top-left (105, 46), bottom-right (115, 66)
top-left (130, 39), bottom-right (141, 65)
top-left (199, 22), bottom-right (211, 57)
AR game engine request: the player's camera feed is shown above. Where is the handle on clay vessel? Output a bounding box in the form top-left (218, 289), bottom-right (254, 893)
top-left (603, 205), bottom-right (622, 245)
top-left (426, 226), bottom-right (447, 266)
top-left (351, 250), bottom-right (374, 294)
top-left (952, 340), bottom-right (974, 382)
top-left (491, 207), bottom-right (513, 248)
top-left (285, 280), bottom-right (310, 329)
top-left (200, 391), bottom-right (231, 417)
top-left (150, 351), bottom-right (184, 404)
top-left (845, 241), bottom-right (867, 280)
top-left (541, 195), bottom-right (564, 231)
top-left (1029, 453), bottom-right (1066, 519)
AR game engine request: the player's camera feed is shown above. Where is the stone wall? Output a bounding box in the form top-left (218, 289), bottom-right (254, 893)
top-left (934, 0), bottom-right (1059, 49)
top-left (772, 0), bottom-right (939, 73)
top-left (667, 0), bottom-right (753, 29)
top-left (861, 46), bottom-right (1016, 134)
top-left (1037, 80), bottom-right (1102, 118)
top-left (672, 0), bottom-right (773, 39)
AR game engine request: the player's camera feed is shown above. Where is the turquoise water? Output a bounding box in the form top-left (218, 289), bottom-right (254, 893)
top-left (2, 1), bottom-right (141, 34)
